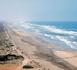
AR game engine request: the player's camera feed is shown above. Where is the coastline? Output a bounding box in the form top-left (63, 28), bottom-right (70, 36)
top-left (2, 23), bottom-right (77, 70)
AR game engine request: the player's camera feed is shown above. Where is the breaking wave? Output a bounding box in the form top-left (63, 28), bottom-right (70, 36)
top-left (12, 21), bottom-right (77, 50)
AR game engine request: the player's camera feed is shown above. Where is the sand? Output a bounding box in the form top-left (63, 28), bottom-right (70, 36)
top-left (54, 50), bottom-right (77, 67)
top-left (1, 24), bottom-right (77, 70)
top-left (0, 23), bottom-right (19, 70)
top-left (0, 65), bottom-right (17, 70)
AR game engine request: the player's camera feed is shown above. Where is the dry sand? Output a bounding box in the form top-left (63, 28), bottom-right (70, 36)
top-left (2, 24), bottom-right (77, 70)
top-left (54, 50), bottom-right (77, 67)
top-left (0, 65), bottom-right (17, 70)
top-left (0, 23), bottom-right (18, 70)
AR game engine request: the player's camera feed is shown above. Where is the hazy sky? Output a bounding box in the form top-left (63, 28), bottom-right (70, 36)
top-left (0, 0), bottom-right (77, 21)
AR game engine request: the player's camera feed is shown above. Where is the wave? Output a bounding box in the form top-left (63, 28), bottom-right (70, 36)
top-left (14, 22), bottom-right (77, 36)
top-left (73, 42), bottom-right (77, 46)
top-left (56, 36), bottom-right (77, 49)
top-left (20, 24), bottom-right (34, 29)
top-left (12, 21), bottom-right (77, 50)
top-left (69, 36), bottom-right (75, 39)
top-left (43, 26), bottom-right (77, 35)
top-left (20, 23), bottom-right (41, 34)
top-left (44, 34), bottom-right (54, 39)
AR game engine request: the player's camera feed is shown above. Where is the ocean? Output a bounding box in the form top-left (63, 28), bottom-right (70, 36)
top-left (12, 21), bottom-right (77, 50)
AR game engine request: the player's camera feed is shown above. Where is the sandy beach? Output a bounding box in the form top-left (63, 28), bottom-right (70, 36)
top-left (0, 23), bottom-right (77, 70)
top-left (0, 0), bottom-right (77, 70)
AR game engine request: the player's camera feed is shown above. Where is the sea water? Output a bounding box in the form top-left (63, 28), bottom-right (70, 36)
top-left (12, 21), bottom-right (77, 50)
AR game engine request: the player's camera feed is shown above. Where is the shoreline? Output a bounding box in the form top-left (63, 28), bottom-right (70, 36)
top-left (2, 23), bottom-right (77, 70)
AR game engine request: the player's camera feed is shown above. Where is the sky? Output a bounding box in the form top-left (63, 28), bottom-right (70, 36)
top-left (0, 0), bottom-right (77, 21)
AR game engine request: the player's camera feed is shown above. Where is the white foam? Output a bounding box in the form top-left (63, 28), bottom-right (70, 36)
top-left (16, 22), bottom-right (77, 36)
top-left (36, 33), bottom-right (42, 35)
top-left (73, 42), bottom-right (77, 46)
top-left (20, 24), bottom-right (34, 29)
top-left (69, 36), bottom-right (75, 39)
top-left (43, 26), bottom-right (77, 35)
top-left (44, 34), bottom-right (54, 39)
top-left (56, 36), bottom-right (76, 49)
top-left (20, 24), bottom-right (42, 36)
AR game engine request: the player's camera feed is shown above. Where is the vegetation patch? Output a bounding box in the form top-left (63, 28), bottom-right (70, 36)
top-left (0, 54), bottom-right (24, 61)
top-left (3, 39), bottom-right (8, 41)
top-left (5, 45), bottom-right (10, 48)
top-left (23, 65), bottom-right (34, 69)
top-left (9, 43), bottom-right (12, 45)
top-left (9, 44), bottom-right (14, 47)
top-left (5, 43), bottom-right (14, 48)
top-left (0, 41), bottom-right (3, 46)
top-left (0, 39), bottom-right (14, 48)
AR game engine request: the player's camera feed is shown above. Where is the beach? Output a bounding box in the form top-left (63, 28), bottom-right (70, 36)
top-left (0, 23), bottom-right (77, 70)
